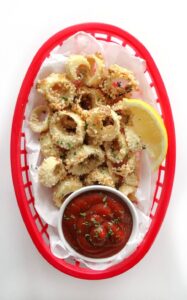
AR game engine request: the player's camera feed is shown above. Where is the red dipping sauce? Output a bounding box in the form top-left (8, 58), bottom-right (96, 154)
top-left (62, 191), bottom-right (133, 259)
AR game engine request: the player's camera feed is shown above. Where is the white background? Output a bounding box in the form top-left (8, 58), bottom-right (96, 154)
top-left (0, 0), bottom-right (186, 299)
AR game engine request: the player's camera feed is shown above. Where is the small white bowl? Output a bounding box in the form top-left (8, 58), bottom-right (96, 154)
top-left (58, 185), bottom-right (138, 264)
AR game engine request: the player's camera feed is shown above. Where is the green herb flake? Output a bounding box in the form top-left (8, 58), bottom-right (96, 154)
top-left (83, 221), bottom-right (90, 226)
top-left (112, 218), bottom-right (120, 224)
top-left (80, 212), bottom-right (86, 217)
top-left (94, 232), bottom-right (99, 238)
top-left (107, 228), bottom-right (114, 237)
top-left (61, 96), bottom-right (68, 101)
top-left (67, 143), bottom-right (72, 149)
top-left (84, 122), bottom-right (88, 130)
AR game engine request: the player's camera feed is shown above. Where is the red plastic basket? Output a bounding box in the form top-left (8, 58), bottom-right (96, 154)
top-left (11, 23), bottom-right (176, 280)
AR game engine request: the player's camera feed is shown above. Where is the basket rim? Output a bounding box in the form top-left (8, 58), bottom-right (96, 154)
top-left (10, 22), bottom-right (176, 280)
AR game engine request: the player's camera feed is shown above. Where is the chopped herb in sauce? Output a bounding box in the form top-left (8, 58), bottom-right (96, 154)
top-left (80, 212), bottom-right (86, 217)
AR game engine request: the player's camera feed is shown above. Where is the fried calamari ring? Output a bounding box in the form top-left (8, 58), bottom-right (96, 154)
top-left (86, 106), bottom-right (120, 143)
top-left (65, 145), bottom-right (105, 175)
top-left (85, 53), bottom-right (105, 87)
top-left (39, 132), bottom-right (62, 158)
top-left (72, 87), bottom-right (105, 119)
top-left (65, 55), bottom-right (90, 82)
top-left (29, 105), bottom-right (50, 133)
top-left (100, 64), bottom-right (138, 99)
top-left (38, 157), bottom-right (66, 187)
top-left (49, 111), bottom-right (85, 150)
top-left (84, 167), bottom-right (115, 187)
top-left (37, 73), bottom-right (76, 110)
top-left (53, 176), bottom-right (83, 208)
top-left (125, 126), bottom-right (142, 152)
top-left (104, 133), bottom-right (128, 163)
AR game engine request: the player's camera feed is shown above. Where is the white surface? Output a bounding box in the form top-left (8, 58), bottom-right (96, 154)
top-left (0, 0), bottom-right (186, 299)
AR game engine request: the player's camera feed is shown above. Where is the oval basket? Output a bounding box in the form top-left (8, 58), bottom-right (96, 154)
top-left (11, 23), bottom-right (176, 280)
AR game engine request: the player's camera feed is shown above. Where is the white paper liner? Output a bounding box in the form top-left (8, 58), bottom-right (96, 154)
top-left (24, 32), bottom-right (158, 270)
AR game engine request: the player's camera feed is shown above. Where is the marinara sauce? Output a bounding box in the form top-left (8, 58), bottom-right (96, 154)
top-left (62, 191), bottom-right (133, 258)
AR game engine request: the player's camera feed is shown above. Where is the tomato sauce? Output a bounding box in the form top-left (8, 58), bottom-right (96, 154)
top-left (62, 191), bottom-right (133, 258)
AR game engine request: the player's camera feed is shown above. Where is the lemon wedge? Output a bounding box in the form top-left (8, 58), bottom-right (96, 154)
top-left (123, 98), bottom-right (168, 170)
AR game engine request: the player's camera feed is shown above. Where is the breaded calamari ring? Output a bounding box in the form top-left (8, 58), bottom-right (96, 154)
top-left (125, 126), bottom-right (142, 152)
top-left (53, 176), bottom-right (83, 208)
top-left (65, 145), bottom-right (105, 176)
top-left (104, 133), bottom-right (128, 163)
top-left (72, 87), bottom-right (105, 120)
top-left (49, 111), bottom-right (85, 150)
top-left (65, 55), bottom-right (90, 82)
top-left (39, 131), bottom-right (63, 158)
top-left (84, 167), bottom-right (115, 187)
top-left (38, 157), bottom-right (66, 187)
top-left (85, 53), bottom-right (105, 87)
top-left (86, 106), bottom-right (120, 142)
top-left (29, 105), bottom-right (50, 133)
top-left (100, 64), bottom-right (138, 99)
top-left (36, 73), bottom-right (76, 110)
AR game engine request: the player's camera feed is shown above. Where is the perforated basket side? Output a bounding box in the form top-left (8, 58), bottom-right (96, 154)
top-left (11, 23), bottom-right (176, 280)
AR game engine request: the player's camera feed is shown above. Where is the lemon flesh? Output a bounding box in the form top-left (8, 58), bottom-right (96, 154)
top-left (123, 99), bottom-right (168, 171)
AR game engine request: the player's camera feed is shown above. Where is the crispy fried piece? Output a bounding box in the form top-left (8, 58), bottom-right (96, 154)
top-left (49, 111), bottom-right (85, 150)
top-left (65, 145), bottom-right (105, 176)
top-left (124, 172), bottom-right (139, 187)
top-left (100, 64), bottom-right (138, 99)
top-left (53, 176), bottom-right (83, 208)
top-left (84, 167), bottom-right (115, 187)
top-left (85, 53), bottom-right (105, 87)
top-left (104, 132), bottom-right (128, 163)
top-left (36, 73), bottom-right (76, 110)
top-left (119, 183), bottom-right (137, 202)
top-left (38, 157), bottom-right (66, 187)
top-left (39, 131), bottom-right (62, 158)
top-left (65, 55), bottom-right (90, 82)
top-left (72, 87), bottom-right (105, 120)
top-left (112, 99), bottom-right (133, 126)
top-left (29, 105), bottom-right (50, 133)
top-left (106, 153), bottom-right (136, 179)
top-left (86, 106), bottom-right (120, 143)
